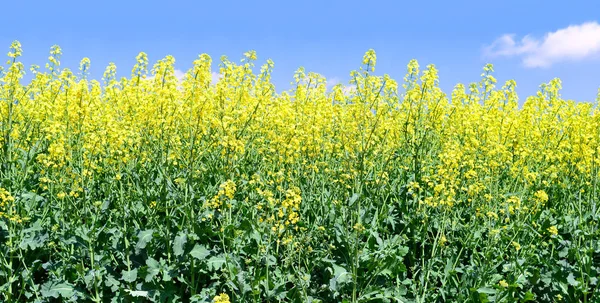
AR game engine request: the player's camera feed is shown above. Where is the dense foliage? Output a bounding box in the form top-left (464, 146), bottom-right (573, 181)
top-left (1, 41), bottom-right (599, 302)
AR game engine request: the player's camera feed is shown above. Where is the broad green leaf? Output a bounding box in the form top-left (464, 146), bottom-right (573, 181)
top-left (145, 257), bottom-right (160, 282)
top-left (162, 263), bottom-right (175, 282)
top-left (19, 232), bottom-right (49, 251)
top-left (135, 229), bottom-right (154, 254)
top-left (329, 263), bottom-right (350, 291)
top-left (207, 256), bottom-right (226, 271)
top-left (125, 289), bottom-right (148, 298)
top-left (121, 269), bottom-right (138, 283)
top-left (190, 244), bottom-right (211, 260)
top-left (83, 270), bottom-right (96, 287)
top-left (265, 254), bottom-right (277, 266)
top-left (75, 226), bottom-right (91, 242)
top-left (173, 233), bottom-right (188, 257)
top-left (397, 246), bottom-right (409, 257)
top-left (558, 248), bottom-right (569, 258)
top-left (20, 192), bottom-right (45, 205)
top-left (40, 281), bottom-right (74, 299)
top-left (567, 273), bottom-right (580, 287)
top-left (332, 264), bottom-right (350, 283)
top-left (19, 220), bottom-right (48, 251)
top-left (105, 274), bottom-right (120, 292)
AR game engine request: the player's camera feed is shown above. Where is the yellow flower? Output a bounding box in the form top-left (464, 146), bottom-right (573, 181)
top-left (512, 241), bottom-right (521, 251)
top-left (213, 293), bottom-right (230, 303)
top-left (486, 211), bottom-right (498, 220)
top-left (8, 40), bottom-right (22, 58)
top-left (439, 235), bottom-right (448, 246)
top-left (548, 225), bottom-right (558, 236)
top-left (534, 190), bottom-right (549, 204)
top-left (499, 280), bottom-right (509, 288)
top-left (361, 49), bottom-right (377, 71)
top-left (353, 223), bottom-right (365, 233)
top-left (221, 180), bottom-right (236, 200)
top-left (243, 50), bottom-right (257, 61)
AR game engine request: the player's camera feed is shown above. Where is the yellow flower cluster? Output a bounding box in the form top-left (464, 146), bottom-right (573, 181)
top-left (1, 42), bottom-right (599, 247)
top-left (249, 172), bottom-right (304, 246)
top-left (213, 293), bottom-right (230, 303)
top-left (259, 185), bottom-right (303, 235)
top-left (547, 225), bottom-right (558, 236)
top-left (353, 223), bottom-right (365, 233)
top-left (0, 188), bottom-right (15, 219)
top-left (280, 187), bottom-right (302, 226)
top-left (512, 241), bottom-right (521, 251)
top-left (208, 180), bottom-right (237, 209)
top-left (534, 190), bottom-right (549, 204)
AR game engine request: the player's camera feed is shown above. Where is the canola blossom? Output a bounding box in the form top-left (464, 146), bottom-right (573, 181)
top-left (0, 41), bottom-right (600, 302)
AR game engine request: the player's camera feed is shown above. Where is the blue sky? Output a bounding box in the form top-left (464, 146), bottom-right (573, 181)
top-left (2, 0), bottom-right (600, 102)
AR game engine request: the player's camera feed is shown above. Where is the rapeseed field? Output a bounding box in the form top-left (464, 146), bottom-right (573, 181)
top-left (1, 41), bottom-right (599, 302)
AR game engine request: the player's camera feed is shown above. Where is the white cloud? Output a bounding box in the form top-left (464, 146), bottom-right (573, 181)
top-left (324, 77), bottom-right (357, 95)
top-left (483, 21), bottom-right (600, 68)
top-left (341, 84), bottom-right (356, 95)
top-left (326, 77), bottom-right (341, 91)
top-left (211, 71), bottom-right (222, 84)
top-left (174, 69), bottom-right (186, 82)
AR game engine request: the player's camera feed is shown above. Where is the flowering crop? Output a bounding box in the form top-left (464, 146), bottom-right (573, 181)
top-left (0, 41), bottom-right (599, 302)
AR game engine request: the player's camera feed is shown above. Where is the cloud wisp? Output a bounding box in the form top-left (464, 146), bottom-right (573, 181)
top-left (484, 21), bottom-right (600, 68)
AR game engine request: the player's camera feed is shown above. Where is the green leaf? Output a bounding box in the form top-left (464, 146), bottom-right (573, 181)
top-left (558, 248), bottom-right (569, 258)
top-left (567, 273), bottom-right (580, 287)
top-left (125, 289), bottom-right (148, 298)
top-left (105, 274), bottom-right (120, 292)
top-left (207, 256), bottom-right (226, 271)
top-left (190, 244), bottom-right (211, 260)
top-left (19, 232), bottom-right (49, 251)
top-left (397, 246), bottom-right (409, 257)
top-left (40, 281), bottom-right (74, 299)
top-left (523, 291), bottom-right (535, 301)
top-left (145, 258), bottom-right (160, 282)
top-left (135, 229), bottom-right (154, 254)
top-left (334, 264), bottom-right (351, 283)
top-left (476, 287), bottom-right (497, 295)
top-left (265, 254), bottom-right (277, 266)
top-left (20, 191), bottom-right (45, 204)
top-left (83, 270), bottom-right (96, 287)
top-left (19, 220), bottom-right (48, 251)
top-left (329, 263), bottom-right (351, 291)
top-left (162, 264), bottom-right (175, 282)
top-left (121, 269), bottom-right (138, 283)
top-left (349, 193), bottom-right (360, 206)
top-left (173, 233), bottom-right (187, 257)
top-left (75, 226), bottom-right (91, 242)
top-left (371, 231), bottom-right (383, 247)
